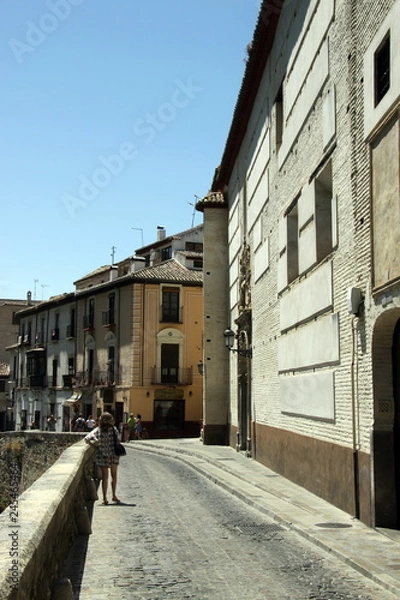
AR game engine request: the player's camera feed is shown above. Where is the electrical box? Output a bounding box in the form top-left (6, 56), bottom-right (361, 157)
top-left (347, 287), bottom-right (362, 315)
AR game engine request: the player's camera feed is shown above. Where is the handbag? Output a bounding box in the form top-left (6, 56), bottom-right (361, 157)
top-left (112, 427), bottom-right (126, 456)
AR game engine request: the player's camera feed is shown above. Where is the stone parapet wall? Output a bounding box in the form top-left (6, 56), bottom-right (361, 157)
top-left (0, 432), bottom-right (86, 512)
top-left (0, 437), bottom-right (96, 600)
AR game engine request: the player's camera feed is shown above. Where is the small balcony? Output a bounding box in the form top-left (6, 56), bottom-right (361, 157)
top-left (150, 367), bottom-right (192, 386)
top-left (35, 332), bottom-right (44, 345)
top-left (22, 334), bottom-right (31, 346)
top-left (26, 374), bottom-right (45, 388)
top-left (62, 374), bottom-right (74, 388)
top-left (102, 310), bottom-right (115, 326)
top-left (75, 370), bottom-right (118, 387)
top-left (83, 315), bottom-right (95, 330)
top-left (51, 328), bottom-right (60, 341)
top-left (66, 325), bottom-right (75, 339)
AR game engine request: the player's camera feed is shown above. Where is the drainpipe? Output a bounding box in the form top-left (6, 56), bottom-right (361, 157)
top-left (351, 315), bottom-right (360, 520)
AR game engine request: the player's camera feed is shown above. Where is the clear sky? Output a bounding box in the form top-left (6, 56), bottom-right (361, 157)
top-left (1, 1), bottom-right (260, 301)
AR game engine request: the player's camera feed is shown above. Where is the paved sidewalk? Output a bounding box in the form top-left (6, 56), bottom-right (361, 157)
top-left (128, 438), bottom-right (400, 598)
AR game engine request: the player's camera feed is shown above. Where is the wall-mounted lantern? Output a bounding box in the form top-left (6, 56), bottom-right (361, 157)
top-left (223, 328), bottom-right (252, 358)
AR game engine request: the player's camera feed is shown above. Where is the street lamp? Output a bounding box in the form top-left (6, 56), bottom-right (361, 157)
top-left (223, 328), bottom-right (252, 358)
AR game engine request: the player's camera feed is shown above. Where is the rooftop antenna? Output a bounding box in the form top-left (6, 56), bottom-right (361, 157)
top-left (131, 227), bottom-right (144, 247)
top-left (188, 195), bottom-right (200, 228)
top-left (111, 246), bottom-right (117, 265)
top-left (41, 284), bottom-right (49, 300)
top-left (33, 279), bottom-right (39, 300)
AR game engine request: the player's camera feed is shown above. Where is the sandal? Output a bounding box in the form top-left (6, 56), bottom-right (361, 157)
top-left (102, 500), bottom-right (109, 505)
top-left (112, 497), bottom-right (121, 503)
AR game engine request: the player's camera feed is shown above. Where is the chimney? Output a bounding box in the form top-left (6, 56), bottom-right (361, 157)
top-left (109, 266), bottom-right (118, 282)
top-left (157, 225), bottom-right (166, 241)
top-left (27, 291), bottom-right (32, 306)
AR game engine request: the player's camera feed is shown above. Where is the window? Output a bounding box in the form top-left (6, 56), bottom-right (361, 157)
top-left (287, 201), bottom-right (299, 283)
top-left (89, 299), bottom-right (95, 327)
top-left (0, 380), bottom-right (5, 393)
top-left (162, 288), bottom-right (180, 322)
top-left (161, 343), bottom-right (179, 383)
top-left (88, 348), bottom-right (94, 384)
top-left (84, 298), bottom-right (95, 329)
top-left (375, 34), bottom-right (390, 106)
top-left (315, 160), bottom-right (333, 261)
top-left (185, 241), bottom-right (203, 252)
top-left (51, 314), bottom-right (60, 341)
top-left (107, 293), bottom-right (115, 325)
top-left (52, 359), bottom-right (58, 387)
top-left (107, 346), bottom-right (115, 383)
top-left (68, 357), bottom-right (75, 375)
top-left (67, 309), bottom-right (75, 338)
top-left (275, 83), bottom-right (283, 150)
top-left (161, 246), bottom-right (172, 261)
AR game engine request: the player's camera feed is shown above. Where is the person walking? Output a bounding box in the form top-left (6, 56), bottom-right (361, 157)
top-left (47, 414), bottom-right (57, 431)
top-left (135, 414), bottom-right (143, 440)
top-left (127, 413), bottom-right (136, 442)
top-left (84, 412), bottom-right (122, 505)
top-left (85, 415), bottom-right (96, 431)
top-left (74, 413), bottom-right (86, 432)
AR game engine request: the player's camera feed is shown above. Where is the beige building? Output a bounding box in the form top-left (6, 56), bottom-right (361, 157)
top-left (197, 0), bottom-right (400, 528)
top-left (0, 297), bottom-right (38, 430)
top-left (9, 226), bottom-right (204, 437)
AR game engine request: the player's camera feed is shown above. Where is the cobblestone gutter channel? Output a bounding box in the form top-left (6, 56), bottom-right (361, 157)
top-left (0, 434), bottom-right (97, 600)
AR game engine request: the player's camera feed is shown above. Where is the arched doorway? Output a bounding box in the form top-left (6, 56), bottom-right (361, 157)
top-left (372, 310), bottom-right (400, 528)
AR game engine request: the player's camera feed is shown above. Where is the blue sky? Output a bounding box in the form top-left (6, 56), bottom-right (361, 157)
top-left (1, 1), bottom-right (260, 301)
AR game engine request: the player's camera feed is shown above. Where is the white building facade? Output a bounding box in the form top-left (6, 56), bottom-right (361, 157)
top-left (198, 0), bottom-right (400, 528)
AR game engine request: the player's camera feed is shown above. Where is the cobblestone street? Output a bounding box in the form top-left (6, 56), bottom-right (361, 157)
top-left (63, 447), bottom-right (397, 599)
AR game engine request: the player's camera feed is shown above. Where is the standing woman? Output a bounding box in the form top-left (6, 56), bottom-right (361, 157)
top-left (85, 412), bottom-right (122, 504)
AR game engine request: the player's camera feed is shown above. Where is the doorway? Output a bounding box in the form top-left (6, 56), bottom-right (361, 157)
top-left (373, 312), bottom-right (400, 528)
top-left (393, 320), bottom-right (400, 526)
top-left (238, 373), bottom-right (248, 452)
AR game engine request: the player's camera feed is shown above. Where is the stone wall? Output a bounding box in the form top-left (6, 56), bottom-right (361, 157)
top-left (0, 436), bottom-right (96, 600)
top-left (0, 432), bottom-right (86, 512)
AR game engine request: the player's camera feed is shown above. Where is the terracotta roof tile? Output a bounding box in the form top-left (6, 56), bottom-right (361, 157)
top-left (132, 259), bottom-right (202, 284)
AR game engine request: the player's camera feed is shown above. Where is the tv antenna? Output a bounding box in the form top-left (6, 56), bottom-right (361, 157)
top-left (188, 195), bottom-right (201, 228)
top-left (110, 246), bottom-right (117, 264)
top-left (131, 227), bottom-right (144, 247)
top-left (41, 284), bottom-right (49, 300)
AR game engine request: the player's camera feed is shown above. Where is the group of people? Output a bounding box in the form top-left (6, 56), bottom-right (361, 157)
top-left (71, 413), bottom-right (96, 432)
top-left (127, 413), bottom-right (143, 440)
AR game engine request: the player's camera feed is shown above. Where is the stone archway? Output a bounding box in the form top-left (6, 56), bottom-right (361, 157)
top-left (372, 307), bottom-right (400, 528)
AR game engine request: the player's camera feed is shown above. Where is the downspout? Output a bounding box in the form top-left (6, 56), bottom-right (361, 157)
top-left (351, 315), bottom-right (360, 520)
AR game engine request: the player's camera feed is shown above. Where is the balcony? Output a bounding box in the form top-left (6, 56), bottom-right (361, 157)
top-left (27, 374), bottom-right (45, 388)
top-left (35, 332), bottom-right (44, 345)
top-left (51, 328), bottom-right (60, 341)
top-left (83, 315), bottom-right (95, 330)
top-left (66, 325), bottom-right (75, 339)
top-left (62, 374), bottom-right (74, 388)
top-left (150, 367), bottom-right (192, 386)
top-left (75, 370), bottom-right (118, 387)
top-left (102, 310), bottom-right (115, 326)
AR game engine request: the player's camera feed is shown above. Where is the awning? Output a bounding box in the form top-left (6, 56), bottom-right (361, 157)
top-left (64, 394), bottom-right (82, 405)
